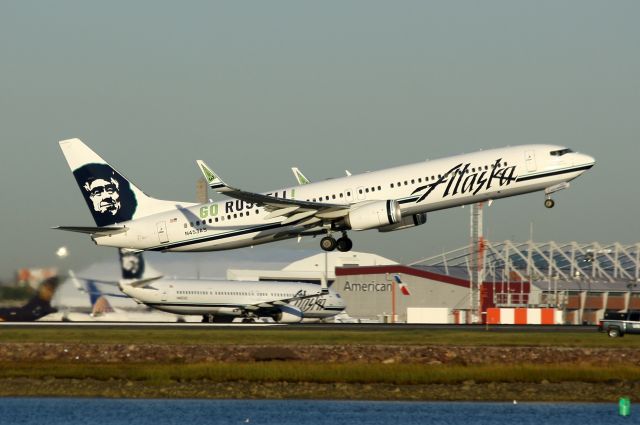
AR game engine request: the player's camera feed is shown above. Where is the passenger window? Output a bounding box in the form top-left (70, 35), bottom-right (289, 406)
top-left (391, 183), bottom-right (394, 188)
top-left (377, 185), bottom-right (381, 190)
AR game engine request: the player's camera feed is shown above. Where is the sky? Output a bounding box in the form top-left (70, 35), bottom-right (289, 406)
top-left (0, 1), bottom-right (639, 280)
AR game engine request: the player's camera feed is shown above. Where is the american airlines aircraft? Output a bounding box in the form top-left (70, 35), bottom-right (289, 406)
top-left (115, 251), bottom-right (345, 323)
top-left (56, 139), bottom-right (594, 252)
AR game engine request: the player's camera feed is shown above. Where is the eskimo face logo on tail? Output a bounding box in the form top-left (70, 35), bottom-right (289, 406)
top-left (412, 158), bottom-right (517, 203)
top-left (73, 163), bottom-right (137, 226)
top-left (119, 250), bottom-right (145, 280)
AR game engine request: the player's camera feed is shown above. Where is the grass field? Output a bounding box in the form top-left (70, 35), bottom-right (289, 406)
top-left (2, 361), bottom-right (639, 385)
top-left (0, 327), bottom-right (633, 347)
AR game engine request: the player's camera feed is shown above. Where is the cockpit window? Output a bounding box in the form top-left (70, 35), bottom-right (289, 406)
top-left (550, 148), bottom-right (573, 157)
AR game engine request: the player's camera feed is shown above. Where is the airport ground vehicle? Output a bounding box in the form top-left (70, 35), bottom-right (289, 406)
top-left (598, 311), bottom-right (640, 337)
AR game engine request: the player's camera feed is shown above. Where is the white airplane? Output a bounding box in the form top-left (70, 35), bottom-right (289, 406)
top-left (56, 139), bottom-right (595, 253)
top-left (114, 250), bottom-right (345, 323)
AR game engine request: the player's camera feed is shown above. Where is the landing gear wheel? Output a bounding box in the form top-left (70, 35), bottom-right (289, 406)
top-left (336, 237), bottom-right (353, 252)
top-left (320, 236), bottom-right (337, 251)
top-left (544, 198), bottom-right (555, 209)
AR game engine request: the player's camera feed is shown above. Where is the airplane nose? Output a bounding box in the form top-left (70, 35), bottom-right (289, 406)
top-left (582, 154), bottom-right (596, 167)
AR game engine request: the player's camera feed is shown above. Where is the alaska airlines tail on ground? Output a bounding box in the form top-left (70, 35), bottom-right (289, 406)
top-left (0, 277), bottom-right (59, 321)
top-left (117, 250), bottom-right (345, 323)
top-left (56, 138), bottom-right (595, 253)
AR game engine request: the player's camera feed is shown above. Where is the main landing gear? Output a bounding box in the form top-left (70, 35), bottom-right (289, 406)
top-left (320, 232), bottom-right (353, 252)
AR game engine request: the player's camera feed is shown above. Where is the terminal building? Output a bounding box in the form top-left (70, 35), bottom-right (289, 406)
top-left (329, 241), bottom-right (640, 324)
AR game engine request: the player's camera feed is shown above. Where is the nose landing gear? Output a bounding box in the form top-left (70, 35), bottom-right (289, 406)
top-left (544, 198), bottom-right (555, 209)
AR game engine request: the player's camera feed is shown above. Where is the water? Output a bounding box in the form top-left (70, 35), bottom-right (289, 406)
top-left (0, 398), bottom-right (631, 425)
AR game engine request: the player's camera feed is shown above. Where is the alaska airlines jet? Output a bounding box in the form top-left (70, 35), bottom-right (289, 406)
top-left (56, 139), bottom-right (594, 253)
top-left (114, 250), bottom-right (345, 323)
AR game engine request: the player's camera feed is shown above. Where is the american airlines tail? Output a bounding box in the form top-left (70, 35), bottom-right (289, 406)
top-left (58, 138), bottom-right (184, 228)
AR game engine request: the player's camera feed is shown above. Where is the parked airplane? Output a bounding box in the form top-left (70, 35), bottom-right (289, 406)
top-left (56, 139), bottom-right (594, 253)
top-left (0, 277), bottom-right (59, 322)
top-left (115, 250), bottom-right (345, 323)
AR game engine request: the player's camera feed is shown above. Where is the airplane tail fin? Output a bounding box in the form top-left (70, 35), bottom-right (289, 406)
top-left (84, 279), bottom-right (115, 316)
top-left (8, 277), bottom-right (60, 321)
top-left (118, 249), bottom-right (162, 281)
top-left (58, 138), bottom-right (186, 227)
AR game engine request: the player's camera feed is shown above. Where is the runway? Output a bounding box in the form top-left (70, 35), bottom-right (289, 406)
top-left (0, 321), bottom-right (598, 332)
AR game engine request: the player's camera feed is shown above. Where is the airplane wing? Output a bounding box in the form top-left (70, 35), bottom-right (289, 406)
top-left (196, 160), bottom-right (350, 225)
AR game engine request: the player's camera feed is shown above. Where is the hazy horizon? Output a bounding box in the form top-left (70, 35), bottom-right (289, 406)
top-left (1, 1), bottom-right (638, 281)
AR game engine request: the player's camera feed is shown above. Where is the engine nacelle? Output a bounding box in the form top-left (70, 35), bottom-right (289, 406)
top-left (346, 200), bottom-right (401, 231)
top-left (272, 305), bottom-right (304, 323)
top-left (378, 212), bottom-right (427, 232)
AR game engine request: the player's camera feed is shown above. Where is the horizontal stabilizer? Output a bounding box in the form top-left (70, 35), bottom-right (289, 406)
top-left (121, 275), bottom-right (164, 289)
top-left (53, 226), bottom-right (127, 236)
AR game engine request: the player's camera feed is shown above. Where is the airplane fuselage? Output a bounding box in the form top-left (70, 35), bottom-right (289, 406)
top-left (88, 144), bottom-right (595, 252)
top-left (120, 279), bottom-right (345, 320)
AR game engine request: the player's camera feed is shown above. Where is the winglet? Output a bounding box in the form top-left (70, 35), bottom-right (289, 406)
top-left (196, 160), bottom-right (232, 192)
top-left (291, 167), bottom-right (311, 185)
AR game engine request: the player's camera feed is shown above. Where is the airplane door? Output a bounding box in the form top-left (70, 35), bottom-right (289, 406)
top-left (524, 150), bottom-right (537, 172)
top-left (161, 290), bottom-right (167, 302)
top-left (156, 221), bottom-right (169, 244)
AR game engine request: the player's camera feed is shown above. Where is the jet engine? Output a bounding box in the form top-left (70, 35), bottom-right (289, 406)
top-left (272, 305), bottom-right (304, 323)
top-left (345, 200), bottom-right (401, 231)
top-left (378, 212), bottom-right (427, 232)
